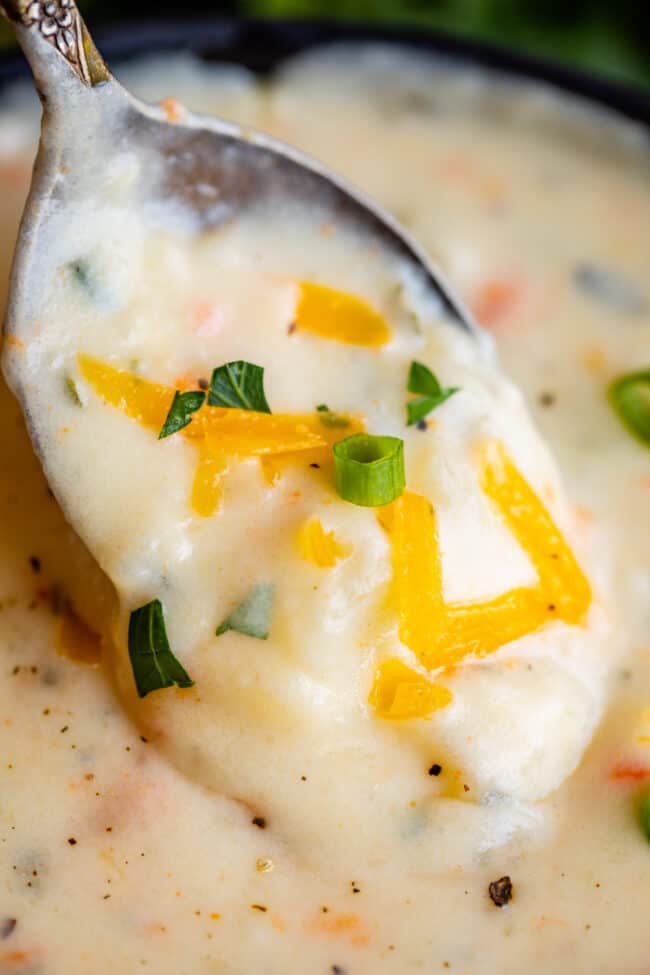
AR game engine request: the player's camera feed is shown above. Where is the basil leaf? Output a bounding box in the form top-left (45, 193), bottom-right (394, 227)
top-left (316, 404), bottom-right (350, 429)
top-left (216, 583), bottom-right (275, 640)
top-left (208, 361), bottom-right (271, 413)
top-left (408, 360), bottom-right (443, 398)
top-left (128, 599), bottom-right (194, 698)
top-left (159, 390), bottom-right (205, 439)
top-left (406, 361), bottom-right (459, 426)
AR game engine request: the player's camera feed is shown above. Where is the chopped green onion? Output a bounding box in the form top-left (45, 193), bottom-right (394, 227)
top-left (216, 583), bottom-right (275, 640)
top-left (609, 369), bottom-right (650, 446)
top-left (406, 360), bottom-right (459, 427)
top-left (316, 404), bottom-right (350, 429)
top-left (63, 374), bottom-right (82, 407)
top-left (333, 433), bottom-right (405, 507)
top-left (208, 361), bottom-right (271, 413)
top-left (159, 390), bottom-right (205, 439)
top-left (641, 794), bottom-right (650, 844)
top-left (128, 599), bottom-right (194, 698)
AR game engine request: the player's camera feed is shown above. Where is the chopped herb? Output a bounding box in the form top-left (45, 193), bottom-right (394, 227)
top-left (208, 361), bottom-right (271, 413)
top-left (573, 263), bottom-right (646, 316)
top-left (316, 404), bottom-right (350, 429)
top-left (158, 390), bottom-right (206, 439)
top-left (216, 583), bottom-right (275, 640)
top-left (641, 794), bottom-right (650, 843)
top-left (406, 360), bottom-right (459, 426)
top-left (64, 374), bottom-right (82, 406)
top-left (127, 599), bottom-right (194, 698)
top-left (333, 433), bottom-right (405, 507)
top-left (609, 369), bottom-right (650, 446)
top-left (488, 875), bottom-right (513, 907)
top-left (428, 763), bottom-right (442, 777)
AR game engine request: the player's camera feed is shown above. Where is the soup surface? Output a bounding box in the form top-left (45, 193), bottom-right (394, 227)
top-left (0, 44), bottom-right (648, 974)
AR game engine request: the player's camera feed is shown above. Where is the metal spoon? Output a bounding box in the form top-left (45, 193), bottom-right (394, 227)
top-left (0, 2), bottom-right (478, 349)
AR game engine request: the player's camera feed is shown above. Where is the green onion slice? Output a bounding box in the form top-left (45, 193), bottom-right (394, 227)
top-left (333, 433), bottom-right (405, 507)
top-left (159, 390), bottom-right (206, 439)
top-left (128, 599), bottom-right (194, 698)
top-left (216, 583), bottom-right (275, 640)
top-left (641, 794), bottom-right (650, 844)
top-left (609, 369), bottom-right (650, 446)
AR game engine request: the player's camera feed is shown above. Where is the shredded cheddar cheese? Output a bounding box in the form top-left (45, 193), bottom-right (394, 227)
top-left (369, 659), bottom-right (452, 720)
top-left (78, 355), bottom-right (358, 516)
top-left (295, 282), bottom-right (391, 346)
top-left (297, 518), bottom-right (350, 567)
top-left (372, 442), bottom-right (592, 708)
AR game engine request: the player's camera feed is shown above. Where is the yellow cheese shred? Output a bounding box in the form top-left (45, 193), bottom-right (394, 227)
top-left (371, 441), bottom-right (592, 716)
top-left (297, 518), bottom-right (350, 567)
top-left (369, 659), bottom-right (452, 720)
top-left (77, 355), bottom-right (358, 515)
top-left (295, 282), bottom-right (391, 346)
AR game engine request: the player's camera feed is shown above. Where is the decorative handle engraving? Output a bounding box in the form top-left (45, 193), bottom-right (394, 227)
top-left (0, 0), bottom-right (109, 87)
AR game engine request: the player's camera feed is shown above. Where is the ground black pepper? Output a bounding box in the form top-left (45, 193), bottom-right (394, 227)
top-left (428, 763), bottom-right (442, 776)
top-left (488, 875), bottom-right (513, 907)
top-left (0, 917), bottom-right (16, 939)
top-left (252, 816), bottom-right (266, 829)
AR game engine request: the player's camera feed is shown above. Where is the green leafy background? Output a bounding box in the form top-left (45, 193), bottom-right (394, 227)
top-left (1, 1), bottom-right (649, 90)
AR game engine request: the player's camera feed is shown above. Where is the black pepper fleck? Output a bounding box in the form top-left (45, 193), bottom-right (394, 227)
top-left (252, 816), bottom-right (266, 830)
top-left (331, 966), bottom-right (347, 975)
top-left (416, 419), bottom-right (428, 431)
top-left (28, 556), bottom-right (41, 574)
top-left (309, 463), bottom-right (321, 469)
top-left (538, 391), bottom-right (556, 408)
top-left (197, 377), bottom-right (209, 391)
top-left (67, 838), bottom-right (77, 846)
top-left (250, 904), bottom-right (267, 912)
top-left (287, 322), bottom-right (297, 335)
top-left (0, 917), bottom-right (16, 939)
top-left (488, 875), bottom-right (513, 907)
top-left (428, 763), bottom-right (442, 777)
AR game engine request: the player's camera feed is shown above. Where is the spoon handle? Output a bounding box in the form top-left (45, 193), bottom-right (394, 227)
top-left (0, 0), bottom-right (109, 90)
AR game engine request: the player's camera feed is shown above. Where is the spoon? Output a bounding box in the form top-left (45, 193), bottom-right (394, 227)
top-left (0, 2), bottom-right (479, 360)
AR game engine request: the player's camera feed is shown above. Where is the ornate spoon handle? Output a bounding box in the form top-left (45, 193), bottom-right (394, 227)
top-left (0, 0), bottom-right (109, 89)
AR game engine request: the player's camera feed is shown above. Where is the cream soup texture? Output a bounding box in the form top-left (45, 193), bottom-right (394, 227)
top-left (0, 44), bottom-right (648, 974)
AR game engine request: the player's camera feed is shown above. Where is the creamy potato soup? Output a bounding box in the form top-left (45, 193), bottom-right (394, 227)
top-left (0, 43), bottom-right (648, 974)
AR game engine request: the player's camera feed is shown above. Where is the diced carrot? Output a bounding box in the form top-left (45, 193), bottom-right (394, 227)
top-left (472, 278), bottom-right (522, 329)
top-left (160, 97), bottom-right (184, 123)
top-left (610, 761), bottom-right (650, 782)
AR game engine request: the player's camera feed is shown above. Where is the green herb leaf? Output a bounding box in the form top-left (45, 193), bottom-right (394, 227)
top-left (316, 404), bottom-right (350, 429)
top-left (158, 390), bottom-right (206, 439)
top-left (216, 583), bottom-right (275, 640)
top-left (128, 599), bottom-right (194, 698)
top-left (406, 360), bottom-right (459, 426)
top-left (64, 374), bottom-right (82, 407)
top-left (641, 794), bottom-right (650, 844)
top-left (208, 361), bottom-right (271, 413)
top-left (333, 433), bottom-right (405, 507)
top-left (609, 369), bottom-right (650, 446)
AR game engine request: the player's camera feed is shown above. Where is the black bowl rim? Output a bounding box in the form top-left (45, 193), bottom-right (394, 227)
top-left (1, 15), bottom-right (649, 130)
